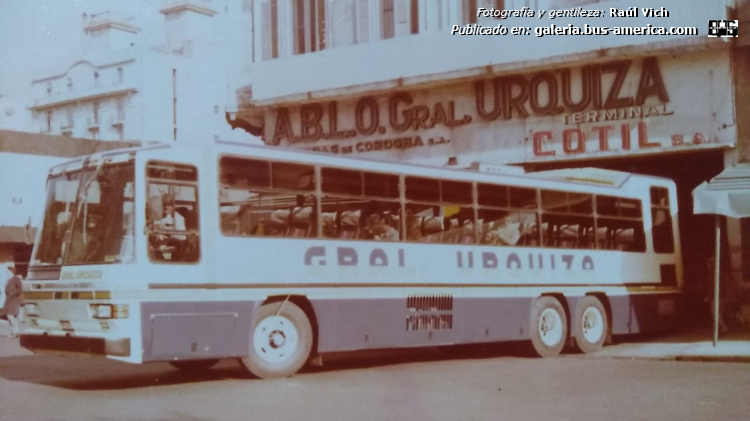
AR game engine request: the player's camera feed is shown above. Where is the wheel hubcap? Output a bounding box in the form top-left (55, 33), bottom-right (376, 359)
top-left (581, 307), bottom-right (604, 343)
top-left (253, 315), bottom-right (299, 364)
top-left (538, 308), bottom-right (564, 347)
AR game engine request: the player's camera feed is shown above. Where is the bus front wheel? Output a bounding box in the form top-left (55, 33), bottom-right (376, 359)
top-left (529, 296), bottom-right (568, 358)
top-left (572, 296), bottom-right (608, 354)
top-left (241, 301), bottom-right (313, 379)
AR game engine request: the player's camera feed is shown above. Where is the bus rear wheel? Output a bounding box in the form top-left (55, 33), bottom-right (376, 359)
top-left (241, 301), bottom-right (313, 379)
top-left (572, 296), bottom-right (608, 354)
top-left (169, 359), bottom-right (219, 371)
top-left (529, 296), bottom-right (568, 358)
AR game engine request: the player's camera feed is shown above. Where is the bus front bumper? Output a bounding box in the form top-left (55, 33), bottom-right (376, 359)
top-left (20, 332), bottom-right (131, 357)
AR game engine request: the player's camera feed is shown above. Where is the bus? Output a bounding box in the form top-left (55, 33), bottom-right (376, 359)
top-left (20, 141), bottom-right (682, 378)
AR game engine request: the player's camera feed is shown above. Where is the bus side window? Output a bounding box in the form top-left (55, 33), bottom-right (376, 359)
top-left (146, 161), bottom-right (200, 263)
top-left (440, 180), bottom-right (474, 244)
top-left (541, 191), bottom-right (594, 250)
top-left (650, 187), bottom-right (675, 253)
top-left (219, 157), bottom-right (315, 239)
top-left (595, 195), bottom-right (645, 252)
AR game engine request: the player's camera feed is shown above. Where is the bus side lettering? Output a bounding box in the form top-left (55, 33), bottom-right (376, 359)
top-left (304, 246), bottom-right (406, 267)
top-left (338, 247), bottom-right (358, 266)
top-left (369, 249), bottom-right (388, 266)
top-left (562, 254), bottom-right (574, 269)
top-left (483, 252), bottom-right (498, 269)
top-left (507, 253), bottom-right (522, 269)
top-left (457, 250), bottom-right (595, 271)
top-left (304, 247), bottom-right (326, 266)
top-left (582, 256), bottom-right (595, 270)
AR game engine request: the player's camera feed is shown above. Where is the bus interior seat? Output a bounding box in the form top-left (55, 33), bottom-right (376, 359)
top-left (289, 206), bottom-right (313, 237)
top-left (320, 212), bottom-right (337, 238)
top-left (422, 216), bottom-right (444, 243)
top-left (339, 210), bottom-right (361, 239)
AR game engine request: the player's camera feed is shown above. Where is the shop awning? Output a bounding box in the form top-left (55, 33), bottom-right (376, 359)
top-left (693, 163), bottom-right (750, 218)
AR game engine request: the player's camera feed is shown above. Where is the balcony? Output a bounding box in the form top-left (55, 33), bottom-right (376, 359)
top-left (86, 11), bottom-right (139, 34)
top-left (110, 116), bottom-right (125, 127)
top-left (86, 118), bottom-right (100, 131)
top-left (30, 85), bottom-right (138, 111)
top-left (160, 0), bottom-right (216, 17)
top-left (247, 0), bottom-right (728, 107)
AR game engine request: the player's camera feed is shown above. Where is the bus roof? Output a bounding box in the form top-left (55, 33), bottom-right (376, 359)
top-left (49, 140), bottom-right (673, 190)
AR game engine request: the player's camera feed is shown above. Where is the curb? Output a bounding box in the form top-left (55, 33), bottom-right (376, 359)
top-left (594, 354), bottom-right (750, 363)
top-left (673, 355), bottom-right (750, 363)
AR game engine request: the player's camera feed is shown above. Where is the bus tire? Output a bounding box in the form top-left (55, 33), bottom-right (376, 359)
top-left (169, 359), bottom-right (219, 371)
top-left (572, 296), bottom-right (608, 354)
top-left (241, 301), bottom-right (313, 379)
top-left (529, 296), bottom-right (568, 358)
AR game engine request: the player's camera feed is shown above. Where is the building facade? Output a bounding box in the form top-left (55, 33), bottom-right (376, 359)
top-left (28, 0), bottom-right (257, 145)
top-left (2, 0), bottom-right (259, 274)
top-left (232, 0), bottom-right (750, 309)
top-left (0, 94), bottom-right (33, 132)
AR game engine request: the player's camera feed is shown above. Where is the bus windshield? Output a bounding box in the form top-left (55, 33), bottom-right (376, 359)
top-left (31, 162), bottom-right (135, 266)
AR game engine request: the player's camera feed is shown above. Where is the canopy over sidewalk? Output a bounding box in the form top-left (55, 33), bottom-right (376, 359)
top-left (694, 163), bottom-right (750, 218)
top-left (692, 162), bottom-right (750, 346)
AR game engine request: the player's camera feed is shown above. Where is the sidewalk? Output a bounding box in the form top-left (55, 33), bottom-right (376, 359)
top-left (578, 328), bottom-right (750, 363)
top-left (0, 320), bottom-right (33, 357)
top-left (0, 320), bottom-right (748, 362)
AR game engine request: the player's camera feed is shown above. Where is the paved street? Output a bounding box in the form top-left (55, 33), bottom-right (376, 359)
top-left (0, 342), bottom-right (748, 421)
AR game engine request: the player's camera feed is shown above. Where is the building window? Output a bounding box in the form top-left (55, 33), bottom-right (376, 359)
top-left (494, 0), bottom-right (505, 18)
top-left (381, 0), bottom-right (411, 39)
top-left (382, 0), bottom-right (395, 39)
top-left (329, 0), bottom-right (370, 47)
top-left (293, 0), bottom-right (326, 54)
top-left (66, 108), bottom-right (74, 127)
top-left (93, 102), bottom-right (100, 125)
top-left (115, 125), bottom-right (124, 141)
top-left (117, 67), bottom-right (123, 83)
top-left (410, 0), bottom-right (419, 34)
top-left (261, 0), bottom-right (279, 59)
top-left (464, 0), bottom-right (478, 24)
top-left (116, 98), bottom-right (126, 121)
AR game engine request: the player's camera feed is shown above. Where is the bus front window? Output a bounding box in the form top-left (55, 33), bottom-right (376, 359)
top-left (31, 162), bottom-right (136, 266)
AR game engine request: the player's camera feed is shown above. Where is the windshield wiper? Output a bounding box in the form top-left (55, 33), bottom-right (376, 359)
top-left (60, 161), bottom-right (105, 264)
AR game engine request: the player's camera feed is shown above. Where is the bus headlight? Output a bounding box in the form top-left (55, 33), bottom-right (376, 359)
top-left (24, 303), bottom-right (39, 317)
top-left (90, 304), bottom-right (129, 319)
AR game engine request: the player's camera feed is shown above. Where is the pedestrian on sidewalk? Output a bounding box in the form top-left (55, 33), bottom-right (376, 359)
top-left (0, 262), bottom-right (10, 312)
top-left (3, 263), bottom-right (23, 338)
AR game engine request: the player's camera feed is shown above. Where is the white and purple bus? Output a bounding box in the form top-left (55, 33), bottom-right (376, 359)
top-left (21, 141), bottom-right (682, 378)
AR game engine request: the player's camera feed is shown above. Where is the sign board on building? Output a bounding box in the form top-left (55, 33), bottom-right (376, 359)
top-left (263, 49), bottom-right (735, 166)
